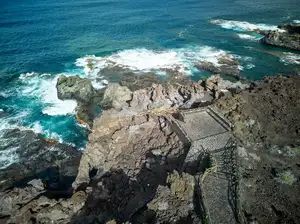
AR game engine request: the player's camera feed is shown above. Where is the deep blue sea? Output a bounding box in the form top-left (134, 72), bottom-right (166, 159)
top-left (0, 0), bottom-right (299, 167)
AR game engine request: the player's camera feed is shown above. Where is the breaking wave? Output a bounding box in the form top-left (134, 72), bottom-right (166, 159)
top-left (280, 52), bottom-right (300, 65)
top-left (19, 73), bottom-right (77, 116)
top-left (236, 33), bottom-right (262, 41)
top-left (210, 19), bottom-right (284, 32)
top-left (75, 46), bottom-right (237, 78)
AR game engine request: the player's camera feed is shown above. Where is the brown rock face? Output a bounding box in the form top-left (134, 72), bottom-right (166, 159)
top-left (101, 82), bottom-right (210, 113)
top-left (74, 111), bottom-right (186, 188)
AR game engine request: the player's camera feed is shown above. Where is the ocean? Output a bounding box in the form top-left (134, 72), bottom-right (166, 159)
top-left (0, 0), bottom-right (299, 167)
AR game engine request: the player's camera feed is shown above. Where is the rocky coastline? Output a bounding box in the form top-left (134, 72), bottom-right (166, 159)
top-left (261, 23), bottom-right (300, 51)
top-left (0, 71), bottom-right (300, 224)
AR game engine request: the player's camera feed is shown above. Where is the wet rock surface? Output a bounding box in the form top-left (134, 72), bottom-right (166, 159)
top-left (0, 129), bottom-right (81, 192)
top-left (261, 24), bottom-right (300, 51)
top-left (56, 75), bottom-right (102, 128)
top-left (196, 54), bottom-right (242, 79)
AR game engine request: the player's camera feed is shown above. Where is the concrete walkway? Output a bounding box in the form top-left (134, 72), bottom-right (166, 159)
top-left (168, 106), bottom-right (238, 224)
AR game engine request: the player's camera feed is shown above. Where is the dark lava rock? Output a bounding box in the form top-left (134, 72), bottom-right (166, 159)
top-left (56, 75), bottom-right (99, 128)
top-left (0, 128), bottom-right (81, 191)
top-left (217, 75), bottom-right (300, 145)
top-left (261, 24), bottom-right (300, 51)
top-left (216, 75), bottom-right (300, 223)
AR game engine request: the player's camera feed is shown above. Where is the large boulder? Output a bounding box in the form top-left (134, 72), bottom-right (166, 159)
top-left (101, 83), bottom-right (132, 109)
top-left (56, 75), bottom-right (95, 103)
top-left (261, 24), bottom-right (300, 51)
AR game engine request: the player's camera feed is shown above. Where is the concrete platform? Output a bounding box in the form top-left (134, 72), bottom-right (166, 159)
top-left (168, 106), bottom-right (237, 224)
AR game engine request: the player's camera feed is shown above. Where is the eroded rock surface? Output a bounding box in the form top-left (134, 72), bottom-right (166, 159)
top-left (196, 55), bottom-right (242, 79)
top-left (146, 171), bottom-right (198, 223)
top-left (74, 111), bottom-right (186, 189)
top-left (56, 75), bottom-right (95, 103)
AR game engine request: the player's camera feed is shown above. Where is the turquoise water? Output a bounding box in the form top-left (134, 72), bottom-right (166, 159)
top-left (0, 0), bottom-right (300, 150)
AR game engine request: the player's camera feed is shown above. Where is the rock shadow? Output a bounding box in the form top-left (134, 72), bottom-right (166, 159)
top-left (70, 147), bottom-right (189, 224)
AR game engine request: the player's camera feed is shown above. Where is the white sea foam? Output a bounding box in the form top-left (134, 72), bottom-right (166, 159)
top-left (211, 19), bottom-right (284, 32)
top-left (293, 20), bottom-right (300, 24)
top-left (76, 46), bottom-right (231, 77)
top-left (19, 73), bottom-right (77, 116)
top-left (30, 121), bottom-right (64, 143)
top-left (245, 64), bottom-right (256, 69)
top-left (0, 146), bottom-right (19, 169)
top-left (280, 52), bottom-right (300, 65)
top-left (237, 34), bottom-right (261, 41)
top-left (0, 110), bottom-right (30, 133)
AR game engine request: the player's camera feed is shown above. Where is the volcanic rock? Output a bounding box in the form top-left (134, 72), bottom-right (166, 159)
top-left (261, 24), bottom-right (300, 51)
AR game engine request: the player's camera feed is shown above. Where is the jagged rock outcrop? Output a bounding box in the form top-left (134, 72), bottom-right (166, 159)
top-left (261, 24), bottom-right (300, 51)
top-left (100, 74), bottom-right (248, 114)
top-left (101, 83), bottom-right (132, 109)
top-left (0, 129), bottom-right (81, 192)
top-left (56, 75), bottom-right (95, 103)
top-left (196, 55), bottom-right (242, 79)
top-left (147, 171), bottom-right (198, 223)
top-left (56, 75), bottom-right (98, 128)
top-left (0, 180), bottom-right (87, 224)
top-left (74, 111), bottom-right (186, 188)
top-left (203, 74), bottom-right (249, 99)
top-left (101, 82), bottom-right (210, 113)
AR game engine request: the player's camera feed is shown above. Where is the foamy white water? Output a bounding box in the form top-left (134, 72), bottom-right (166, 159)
top-left (76, 45), bottom-right (234, 77)
top-left (293, 20), bottom-right (300, 24)
top-left (19, 73), bottom-right (77, 116)
top-left (211, 19), bottom-right (284, 32)
top-left (237, 34), bottom-right (261, 41)
top-left (0, 110), bottom-right (30, 132)
top-left (280, 52), bottom-right (300, 65)
top-left (30, 121), bottom-right (65, 144)
top-left (0, 146), bottom-right (19, 169)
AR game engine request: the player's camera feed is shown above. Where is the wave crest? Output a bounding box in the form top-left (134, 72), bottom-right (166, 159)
top-left (211, 19), bottom-right (284, 32)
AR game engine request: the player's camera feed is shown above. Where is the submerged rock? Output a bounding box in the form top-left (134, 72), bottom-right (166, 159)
top-left (261, 24), bottom-right (300, 51)
top-left (196, 54), bottom-right (241, 79)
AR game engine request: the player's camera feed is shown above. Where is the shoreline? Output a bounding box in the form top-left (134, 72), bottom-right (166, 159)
top-left (0, 20), bottom-right (300, 223)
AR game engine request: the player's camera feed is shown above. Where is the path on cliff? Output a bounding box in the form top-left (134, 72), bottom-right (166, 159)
top-left (169, 106), bottom-right (238, 224)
